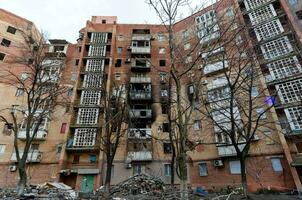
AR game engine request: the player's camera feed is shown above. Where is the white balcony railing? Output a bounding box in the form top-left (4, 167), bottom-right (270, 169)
top-left (128, 128), bottom-right (152, 139)
top-left (17, 129), bottom-right (47, 140)
top-left (129, 109), bottom-right (152, 118)
top-left (126, 151), bottom-right (152, 162)
top-left (203, 61), bottom-right (228, 75)
top-left (131, 46), bottom-right (151, 54)
top-left (11, 150), bottom-right (42, 163)
top-left (130, 77), bottom-right (151, 83)
top-left (217, 144), bottom-right (245, 157)
top-left (207, 78), bottom-right (228, 90)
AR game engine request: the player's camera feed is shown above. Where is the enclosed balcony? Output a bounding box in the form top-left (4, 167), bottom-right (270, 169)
top-left (131, 40), bottom-right (151, 55)
top-left (17, 129), bottom-right (47, 140)
top-left (131, 58), bottom-right (151, 72)
top-left (129, 83), bottom-right (152, 101)
top-left (203, 61), bottom-right (228, 75)
top-left (217, 144), bottom-right (245, 157)
top-left (128, 128), bottom-right (152, 139)
top-left (126, 151), bottom-right (152, 162)
top-left (207, 77), bottom-right (228, 90)
top-left (11, 150), bottom-right (42, 163)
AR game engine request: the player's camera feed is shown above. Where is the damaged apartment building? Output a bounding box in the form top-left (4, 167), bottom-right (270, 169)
top-left (0, 0), bottom-right (302, 194)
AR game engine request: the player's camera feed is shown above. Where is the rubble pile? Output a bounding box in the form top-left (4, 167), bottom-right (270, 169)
top-left (96, 174), bottom-right (166, 199)
top-left (0, 182), bottom-right (77, 200)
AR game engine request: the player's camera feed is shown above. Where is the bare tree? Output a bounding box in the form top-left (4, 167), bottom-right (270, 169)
top-left (197, 9), bottom-right (278, 197)
top-left (0, 32), bottom-right (69, 195)
top-left (147, 0), bottom-right (279, 198)
top-left (101, 83), bottom-right (128, 193)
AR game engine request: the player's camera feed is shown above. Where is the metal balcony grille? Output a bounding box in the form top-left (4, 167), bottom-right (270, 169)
top-left (80, 90), bottom-right (102, 105)
top-left (77, 108), bottom-right (99, 124)
top-left (73, 128), bottom-right (97, 147)
top-left (284, 106), bottom-right (302, 131)
top-left (268, 56), bottom-right (302, 80)
top-left (260, 36), bottom-right (293, 60)
top-left (276, 79), bottom-right (302, 104)
top-left (88, 45), bottom-right (106, 57)
top-left (86, 59), bottom-right (105, 72)
top-left (83, 74), bottom-right (103, 88)
top-left (254, 19), bottom-right (284, 41)
top-left (195, 10), bottom-right (220, 43)
top-left (248, 4), bottom-right (277, 25)
top-left (90, 32), bottom-right (108, 44)
top-left (243, 0), bottom-right (271, 11)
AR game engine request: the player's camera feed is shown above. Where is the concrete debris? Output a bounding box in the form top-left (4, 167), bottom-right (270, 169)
top-left (96, 174), bottom-right (166, 199)
top-left (0, 182), bottom-right (77, 200)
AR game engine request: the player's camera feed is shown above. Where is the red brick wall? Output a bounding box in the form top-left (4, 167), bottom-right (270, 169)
top-left (190, 155), bottom-right (296, 192)
top-left (0, 163), bottom-right (59, 188)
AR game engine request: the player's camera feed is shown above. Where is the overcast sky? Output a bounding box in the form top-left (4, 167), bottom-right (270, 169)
top-left (1, 0), bottom-right (215, 43)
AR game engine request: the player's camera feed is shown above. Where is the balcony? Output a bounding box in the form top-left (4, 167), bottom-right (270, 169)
top-left (130, 77), bottom-right (151, 83)
top-left (217, 144), bottom-right (245, 157)
top-left (207, 78), bottom-right (228, 90)
top-left (129, 109), bottom-right (152, 119)
top-left (203, 61), bottom-right (228, 75)
top-left (126, 151), bottom-right (152, 162)
top-left (131, 46), bottom-right (151, 54)
top-left (129, 91), bottom-right (152, 100)
top-left (128, 128), bottom-right (152, 139)
top-left (131, 60), bottom-right (151, 72)
top-left (11, 150), bottom-right (42, 163)
top-left (17, 129), bottom-right (47, 140)
top-left (66, 138), bottom-right (99, 152)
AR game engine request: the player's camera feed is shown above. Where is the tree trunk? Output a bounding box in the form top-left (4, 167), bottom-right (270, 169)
top-left (240, 156), bottom-right (248, 198)
top-left (179, 152), bottom-right (188, 200)
top-left (104, 158), bottom-right (113, 193)
top-left (17, 163), bottom-right (27, 196)
top-left (180, 178), bottom-right (188, 200)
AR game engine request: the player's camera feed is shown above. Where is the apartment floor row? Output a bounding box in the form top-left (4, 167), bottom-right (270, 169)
top-left (0, 154), bottom-right (297, 193)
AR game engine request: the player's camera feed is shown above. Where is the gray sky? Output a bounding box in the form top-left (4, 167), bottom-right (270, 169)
top-left (1, 0), bottom-right (214, 43)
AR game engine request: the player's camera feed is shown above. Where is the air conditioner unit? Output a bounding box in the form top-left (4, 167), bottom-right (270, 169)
top-left (213, 159), bottom-right (223, 167)
top-left (202, 80), bottom-right (208, 85)
top-left (125, 58), bottom-right (131, 63)
top-left (198, 65), bottom-right (203, 70)
top-left (42, 133), bottom-right (47, 139)
top-left (127, 46), bottom-right (132, 50)
top-left (9, 165), bottom-right (17, 172)
top-left (125, 163), bottom-right (132, 169)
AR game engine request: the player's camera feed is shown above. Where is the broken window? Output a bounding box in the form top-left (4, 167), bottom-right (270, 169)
top-left (159, 60), bottom-right (166, 67)
top-left (0, 53), bottom-right (5, 61)
top-left (7, 26), bottom-right (17, 34)
top-left (162, 123), bottom-right (170, 132)
top-left (115, 59), bottom-right (122, 67)
top-left (1, 38), bottom-right (11, 47)
top-left (163, 143), bottom-right (172, 153)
